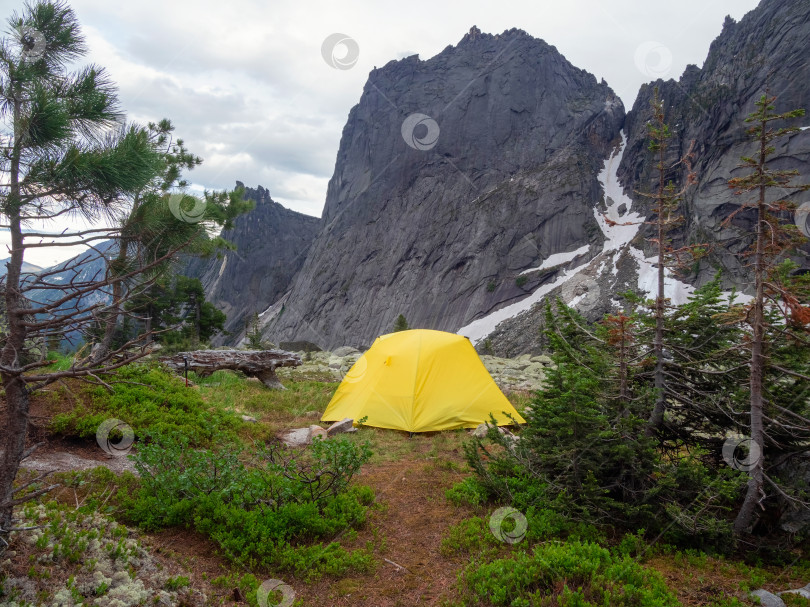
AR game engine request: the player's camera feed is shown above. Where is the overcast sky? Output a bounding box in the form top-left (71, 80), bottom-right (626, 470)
top-left (1, 0), bottom-right (761, 267)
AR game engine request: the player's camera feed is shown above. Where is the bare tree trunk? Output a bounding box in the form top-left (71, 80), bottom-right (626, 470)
top-left (0, 376), bottom-right (31, 544)
top-left (92, 195), bottom-right (140, 363)
top-left (648, 140), bottom-right (667, 433)
top-left (0, 105), bottom-right (30, 546)
top-left (91, 262), bottom-right (124, 363)
top-left (734, 140), bottom-right (768, 535)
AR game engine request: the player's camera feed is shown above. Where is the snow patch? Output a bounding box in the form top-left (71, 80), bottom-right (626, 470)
top-left (457, 130), bottom-right (740, 344)
top-left (519, 244), bottom-right (590, 275)
top-left (627, 247), bottom-right (695, 305)
top-left (457, 265), bottom-right (589, 344)
top-left (595, 133), bottom-right (643, 252)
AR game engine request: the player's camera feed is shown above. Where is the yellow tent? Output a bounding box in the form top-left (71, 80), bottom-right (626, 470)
top-left (322, 329), bottom-right (525, 432)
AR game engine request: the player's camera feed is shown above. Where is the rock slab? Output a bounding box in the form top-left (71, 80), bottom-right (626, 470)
top-left (327, 418), bottom-right (356, 437)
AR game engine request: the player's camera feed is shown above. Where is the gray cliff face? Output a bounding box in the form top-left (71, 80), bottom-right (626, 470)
top-left (619, 0), bottom-right (810, 290)
top-left (185, 184), bottom-right (320, 341)
top-left (472, 0), bottom-right (810, 355)
top-left (264, 27), bottom-right (624, 349)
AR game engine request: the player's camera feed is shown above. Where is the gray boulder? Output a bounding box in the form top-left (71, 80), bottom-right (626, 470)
top-left (310, 425), bottom-right (328, 441)
top-left (333, 346), bottom-right (361, 357)
top-left (279, 427), bottom-right (312, 447)
top-left (749, 590), bottom-right (785, 607)
top-left (279, 425), bottom-right (328, 447)
top-left (523, 363), bottom-right (546, 376)
top-left (326, 418), bottom-right (357, 437)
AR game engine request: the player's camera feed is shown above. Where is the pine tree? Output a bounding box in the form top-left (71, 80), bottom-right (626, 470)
top-left (125, 275), bottom-right (226, 351)
top-left (467, 300), bottom-right (656, 523)
top-left (654, 274), bottom-right (748, 446)
top-left (90, 121), bottom-right (251, 363)
top-left (393, 314), bottom-right (409, 332)
top-left (246, 312), bottom-right (265, 349)
top-left (723, 93), bottom-right (810, 534)
top-left (633, 89), bottom-right (700, 434)
top-left (0, 1), bottom-right (167, 546)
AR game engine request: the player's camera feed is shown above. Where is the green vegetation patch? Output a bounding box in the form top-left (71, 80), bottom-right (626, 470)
top-left (123, 431), bottom-right (375, 579)
top-left (460, 540), bottom-right (680, 607)
top-left (50, 362), bottom-right (240, 444)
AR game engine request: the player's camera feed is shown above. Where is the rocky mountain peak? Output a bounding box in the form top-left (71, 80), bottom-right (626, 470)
top-left (261, 26), bottom-right (624, 349)
top-left (192, 0), bottom-right (809, 354)
top-left (185, 184), bottom-right (320, 341)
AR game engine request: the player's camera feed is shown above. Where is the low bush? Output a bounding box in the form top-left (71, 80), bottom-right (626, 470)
top-left (460, 540), bottom-right (680, 607)
top-left (123, 431), bottom-right (375, 579)
top-left (50, 362), bottom-right (240, 444)
top-left (441, 517), bottom-right (500, 557)
top-left (446, 477), bottom-right (488, 509)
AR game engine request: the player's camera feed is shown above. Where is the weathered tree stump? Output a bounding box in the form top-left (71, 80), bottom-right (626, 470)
top-left (160, 349), bottom-right (302, 389)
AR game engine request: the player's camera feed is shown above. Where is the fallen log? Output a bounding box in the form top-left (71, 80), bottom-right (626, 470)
top-left (160, 349), bottom-right (302, 389)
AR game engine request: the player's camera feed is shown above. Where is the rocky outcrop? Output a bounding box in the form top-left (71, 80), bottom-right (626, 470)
top-left (262, 27), bottom-right (624, 349)
top-left (185, 184), bottom-right (320, 342)
top-left (280, 348), bottom-right (550, 392)
top-left (619, 0), bottom-right (810, 290)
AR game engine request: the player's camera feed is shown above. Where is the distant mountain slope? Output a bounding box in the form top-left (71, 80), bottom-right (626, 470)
top-left (0, 258), bottom-right (43, 277)
top-left (183, 183), bottom-right (320, 341)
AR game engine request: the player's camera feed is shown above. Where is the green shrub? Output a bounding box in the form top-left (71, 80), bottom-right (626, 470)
top-left (515, 276), bottom-right (528, 288)
top-left (164, 576), bottom-right (190, 591)
top-left (441, 516), bottom-right (500, 557)
top-left (50, 362), bottom-right (239, 444)
top-left (446, 477), bottom-right (488, 508)
top-left (460, 540), bottom-right (680, 606)
top-left (124, 431), bottom-right (374, 579)
top-left (464, 299), bottom-right (744, 551)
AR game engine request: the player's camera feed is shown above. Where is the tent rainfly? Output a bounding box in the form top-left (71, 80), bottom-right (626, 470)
top-left (321, 329), bottom-right (525, 433)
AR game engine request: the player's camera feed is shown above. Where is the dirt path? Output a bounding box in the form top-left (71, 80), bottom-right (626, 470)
top-left (297, 458), bottom-right (471, 606)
